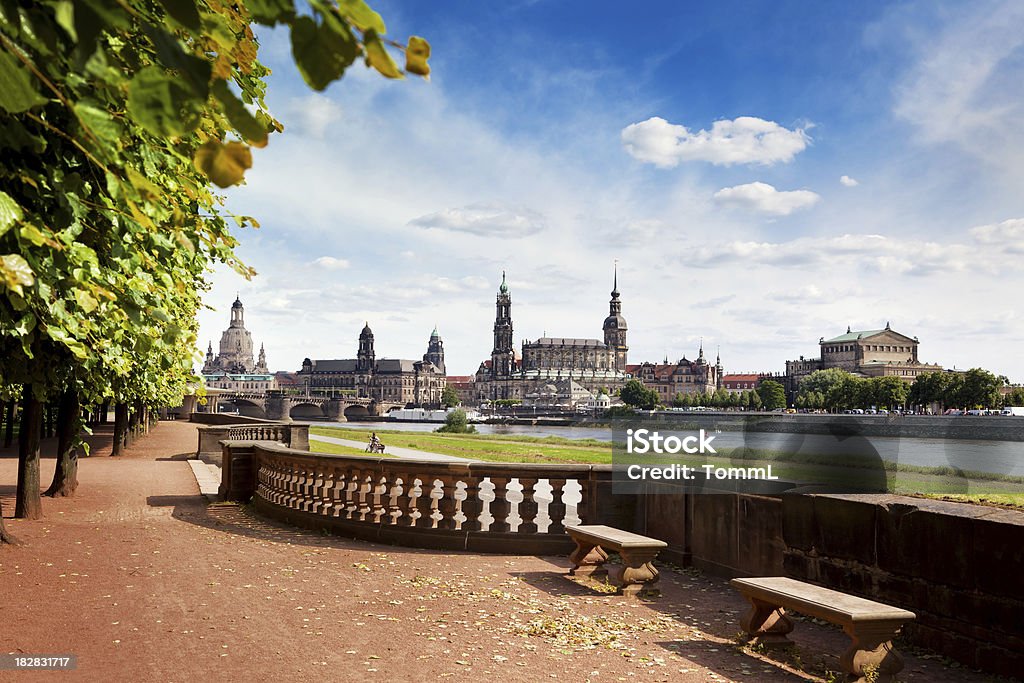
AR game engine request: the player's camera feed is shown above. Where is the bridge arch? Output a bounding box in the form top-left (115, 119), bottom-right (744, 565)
top-left (343, 404), bottom-right (370, 420)
top-left (289, 402), bottom-right (327, 419)
top-left (218, 399), bottom-right (267, 419)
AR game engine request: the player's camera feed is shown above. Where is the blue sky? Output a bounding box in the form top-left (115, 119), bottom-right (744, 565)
top-left (198, 0), bottom-right (1024, 380)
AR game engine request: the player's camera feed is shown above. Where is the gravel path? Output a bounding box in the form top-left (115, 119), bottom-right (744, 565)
top-left (0, 422), bottom-right (1001, 682)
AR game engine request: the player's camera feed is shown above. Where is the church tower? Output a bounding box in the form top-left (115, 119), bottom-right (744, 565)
top-left (491, 272), bottom-right (515, 378)
top-left (602, 263), bottom-right (628, 372)
top-left (255, 343), bottom-right (269, 373)
top-left (424, 327), bottom-right (445, 373)
top-left (357, 322), bottom-right (375, 372)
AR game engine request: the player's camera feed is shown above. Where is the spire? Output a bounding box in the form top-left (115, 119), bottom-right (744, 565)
top-left (716, 346), bottom-right (721, 365)
top-left (611, 260), bottom-right (619, 297)
top-left (499, 270), bottom-right (508, 294)
top-left (699, 337), bottom-right (704, 359)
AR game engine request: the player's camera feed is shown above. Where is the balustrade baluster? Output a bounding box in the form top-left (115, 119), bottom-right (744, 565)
top-left (309, 466), bottom-right (326, 514)
top-left (356, 472), bottom-right (372, 521)
top-left (414, 477), bottom-right (436, 528)
top-left (461, 476), bottom-right (483, 532)
top-left (517, 477), bottom-right (539, 534)
top-left (436, 476), bottom-right (458, 531)
top-left (329, 468), bottom-right (347, 518)
top-left (547, 479), bottom-right (567, 534)
top-left (388, 474), bottom-right (407, 525)
top-left (343, 468), bottom-right (360, 519)
top-left (370, 475), bottom-right (388, 523)
top-left (395, 475), bottom-right (415, 526)
top-left (489, 477), bottom-right (511, 533)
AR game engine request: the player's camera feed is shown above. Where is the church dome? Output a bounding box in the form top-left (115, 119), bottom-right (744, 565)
top-left (232, 296), bottom-right (243, 309)
top-left (603, 313), bottom-right (627, 330)
top-left (360, 321), bottom-right (373, 337)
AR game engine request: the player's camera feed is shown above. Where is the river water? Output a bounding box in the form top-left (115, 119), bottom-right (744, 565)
top-left (299, 419), bottom-right (1024, 478)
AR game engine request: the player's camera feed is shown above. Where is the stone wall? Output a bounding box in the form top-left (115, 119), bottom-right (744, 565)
top-left (634, 491), bottom-right (1024, 678)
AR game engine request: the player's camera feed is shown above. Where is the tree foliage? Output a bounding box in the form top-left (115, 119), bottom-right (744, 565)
top-left (0, 0), bottom-right (429, 529)
top-left (619, 379), bottom-right (658, 411)
top-left (435, 408), bottom-right (476, 434)
top-left (440, 385), bottom-right (460, 408)
top-left (757, 380), bottom-right (786, 411)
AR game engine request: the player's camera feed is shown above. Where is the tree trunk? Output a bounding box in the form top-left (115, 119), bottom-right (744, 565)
top-left (16, 385), bottom-right (43, 520)
top-left (100, 400), bottom-right (109, 423)
top-left (0, 499), bottom-right (18, 545)
top-left (112, 403), bottom-right (128, 456)
top-left (45, 388), bottom-right (80, 497)
top-left (3, 398), bottom-right (13, 447)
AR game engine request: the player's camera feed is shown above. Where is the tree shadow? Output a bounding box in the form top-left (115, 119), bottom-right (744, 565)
top-left (654, 639), bottom-right (819, 682)
top-left (155, 452), bottom-right (196, 462)
top-left (146, 493), bottom-right (445, 558)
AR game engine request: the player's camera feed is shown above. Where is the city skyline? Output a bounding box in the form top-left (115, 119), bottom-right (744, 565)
top-left (197, 1), bottom-right (1024, 380)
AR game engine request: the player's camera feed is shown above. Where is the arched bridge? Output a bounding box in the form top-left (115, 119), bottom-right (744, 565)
top-left (214, 392), bottom-right (403, 421)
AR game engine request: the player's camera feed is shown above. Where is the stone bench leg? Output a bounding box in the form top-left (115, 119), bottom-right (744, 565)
top-left (568, 540), bottom-right (608, 577)
top-left (739, 597), bottom-right (794, 648)
top-left (608, 548), bottom-right (661, 598)
top-left (840, 622), bottom-right (905, 683)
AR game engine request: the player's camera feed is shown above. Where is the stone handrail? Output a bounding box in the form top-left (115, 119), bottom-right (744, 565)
top-left (222, 441), bottom-right (622, 554)
top-left (196, 421), bottom-right (309, 460)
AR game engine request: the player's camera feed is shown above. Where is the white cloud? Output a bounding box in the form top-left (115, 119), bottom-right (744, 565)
top-left (840, 175), bottom-right (859, 187)
top-left (713, 182), bottom-right (821, 216)
top-left (969, 217), bottom-right (1024, 252)
top-left (892, 2), bottom-right (1024, 170)
top-left (409, 202), bottom-right (547, 237)
top-left (683, 228), bottom-right (1024, 277)
top-left (311, 256), bottom-right (350, 270)
top-left (285, 94), bottom-right (343, 138)
top-left (621, 116), bottom-right (810, 168)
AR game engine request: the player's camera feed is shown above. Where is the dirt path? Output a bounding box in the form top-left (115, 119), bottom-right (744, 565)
top-left (0, 422), bottom-right (1005, 682)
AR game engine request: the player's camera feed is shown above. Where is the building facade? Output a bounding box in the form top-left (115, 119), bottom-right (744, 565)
top-left (298, 323), bottom-right (446, 407)
top-left (202, 297), bottom-right (274, 390)
top-left (472, 271), bottom-right (629, 402)
top-left (626, 346), bottom-right (723, 404)
top-left (784, 323), bottom-right (944, 398)
top-left (202, 297), bottom-right (269, 375)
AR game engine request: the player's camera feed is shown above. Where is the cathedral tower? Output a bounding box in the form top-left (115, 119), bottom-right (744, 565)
top-left (491, 272), bottom-right (515, 378)
top-left (357, 322), bottom-right (375, 372)
top-left (424, 327), bottom-right (445, 373)
top-left (602, 263), bottom-right (628, 372)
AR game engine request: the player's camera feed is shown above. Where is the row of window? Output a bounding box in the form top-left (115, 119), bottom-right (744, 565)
top-left (825, 344), bottom-right (913, 354)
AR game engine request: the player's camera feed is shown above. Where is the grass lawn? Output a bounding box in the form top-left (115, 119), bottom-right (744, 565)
top-left (308, 440), bottom-right (393, 458)
top-left (309, 425), bottom-right (612, 464)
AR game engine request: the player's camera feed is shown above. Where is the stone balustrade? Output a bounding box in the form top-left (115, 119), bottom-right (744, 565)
top-left (222, 441), bottom-right (616, 554)
top-left (195, 421), bottom-right (309, 460)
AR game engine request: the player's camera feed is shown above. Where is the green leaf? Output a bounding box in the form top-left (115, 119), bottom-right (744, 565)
top-left (0, 191), bottom-right (23, 237)
top-left (144, 26), bottom-right (212, 97)
top-left (290, 14), bottom-right (359, 91)
top-left (127, 66), bottom-right (204, 137)
top-left (74, 288), bottom-right (99, 313)
top-left (193, 140), bottom-right (253, 188)
top-left (73, 101), bottom-right (121, 145)
top-left (211, 80), bottom-right (269, 147)
top-left (156, 0), bottom-right (201, 31)
top-left (0, 50), bottom-right (47, 112)
top-left (363, 29), bottom-right (403, 79)
top-left (53, 1), bottom-right (77, 41)
top-left (20, 224), bottom-right (51, 247)
top-left (247, 0), bottom-right (295, 25)
top-left (338, 0), bottom-right (385, 34)
top-left (405, 35), bottom-right (431, 77)
top-left (0, 253), bottom-right (35, 295)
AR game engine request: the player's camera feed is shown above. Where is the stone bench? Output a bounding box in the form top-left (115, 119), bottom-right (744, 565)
top-left (731, 576), bottom-right (916, 683)
top-left (565, 524), bottom-right (667, 597)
